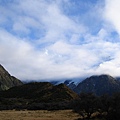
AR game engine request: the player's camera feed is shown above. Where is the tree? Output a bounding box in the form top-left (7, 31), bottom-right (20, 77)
top-left (107, 93), bottom-right (120, 120)
top-left (99, 94), bottom-right (111, 113)
top-left (73, 93), bottom-right (99, 119)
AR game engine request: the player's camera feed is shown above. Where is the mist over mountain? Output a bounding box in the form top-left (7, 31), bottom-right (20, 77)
top-left (1, 63), bottom-right (120, 97)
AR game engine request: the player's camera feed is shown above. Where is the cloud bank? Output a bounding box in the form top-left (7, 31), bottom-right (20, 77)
top-left (0, 0), bottom-right (120, 81)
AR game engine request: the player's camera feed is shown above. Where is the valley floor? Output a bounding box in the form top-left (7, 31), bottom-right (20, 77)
top-left (0, 110), bottom-right (80, 120)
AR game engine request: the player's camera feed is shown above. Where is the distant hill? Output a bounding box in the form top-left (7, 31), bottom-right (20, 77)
top-left (74, 74), bottom-right (120, 96)
top-left (0, 82), bottom-right (78, 102)
top-left (0, 64), bottom-right (23, 91)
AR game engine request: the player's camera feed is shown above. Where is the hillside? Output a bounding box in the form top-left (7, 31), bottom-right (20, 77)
top-left (0, 82), bottom-right (78, 102)
top-left (74, 74), bottom-right (120, 96)
top-left (0, 64), bottom-right (23, 90)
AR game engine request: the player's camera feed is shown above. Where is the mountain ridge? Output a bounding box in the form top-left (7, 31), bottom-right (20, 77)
top-left (1, 64), bottom-right (120, 96)
top-left (0, 64), bottom-right (23, 90)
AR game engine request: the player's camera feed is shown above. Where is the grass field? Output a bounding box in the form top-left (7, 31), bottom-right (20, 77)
top-left (0, 110), bottom-right (80, 120)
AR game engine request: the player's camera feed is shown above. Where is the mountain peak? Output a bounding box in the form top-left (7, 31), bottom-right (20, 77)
top-left (74, 74), bottom-right (120, 96)
top-left (0, 64), bottom-right (10, 75)
top-left (89, 74), bottom-right (113, 79)
top-left (0, 64), bottom-right (23, 91)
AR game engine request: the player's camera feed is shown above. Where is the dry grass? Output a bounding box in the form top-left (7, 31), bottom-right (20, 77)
top-left (0, 110), bottom-right (80, 120)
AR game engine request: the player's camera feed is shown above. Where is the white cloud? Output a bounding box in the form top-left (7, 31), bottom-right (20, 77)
top-left (104, 0), bottom-right (120, 35)
top-left (1, 0), bottom-right (120, 81)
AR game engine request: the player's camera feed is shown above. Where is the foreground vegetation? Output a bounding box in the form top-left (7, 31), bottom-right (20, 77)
top-left (0, 82), bottom-right (120, 120)
top-left (73, 92), bottom-right (120, 120)
top-left (0, 92), bottom-right (120, 120)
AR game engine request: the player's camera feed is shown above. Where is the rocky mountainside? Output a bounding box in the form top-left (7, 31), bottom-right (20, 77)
top-left (74, 74), bottom-right (120, 96)
top-left (0, 82), bottom-right (78, 102)
top-left (0, 64), bottom-right (23, 90)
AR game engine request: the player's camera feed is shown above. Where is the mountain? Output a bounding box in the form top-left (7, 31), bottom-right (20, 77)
top-left (74, 74), bottom-right (120, 96)
top-left (0, 82), bottom-right (78, 102)
top-left (0, 64), bottom-right (23, 91)
top-left (64, 80), bottom-right (77, 90)
top-left (50, 79), bottom-right (80, 90)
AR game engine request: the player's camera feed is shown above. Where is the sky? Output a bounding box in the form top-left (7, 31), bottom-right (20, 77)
top-left (0, 0), bottom-right (120, 81)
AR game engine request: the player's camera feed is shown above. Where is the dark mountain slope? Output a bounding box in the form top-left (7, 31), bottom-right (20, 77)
top-left (50, 83), bottom-right (78, 102)
top-left (0, 64), bottom-right (23, 90)
top-left (0, 82), bottom-right (78, 102)
top-left (74, 74), bottom-right (120, 96)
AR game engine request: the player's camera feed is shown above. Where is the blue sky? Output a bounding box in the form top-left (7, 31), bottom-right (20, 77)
top-left (0, 0), bottom-right (120, 81)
